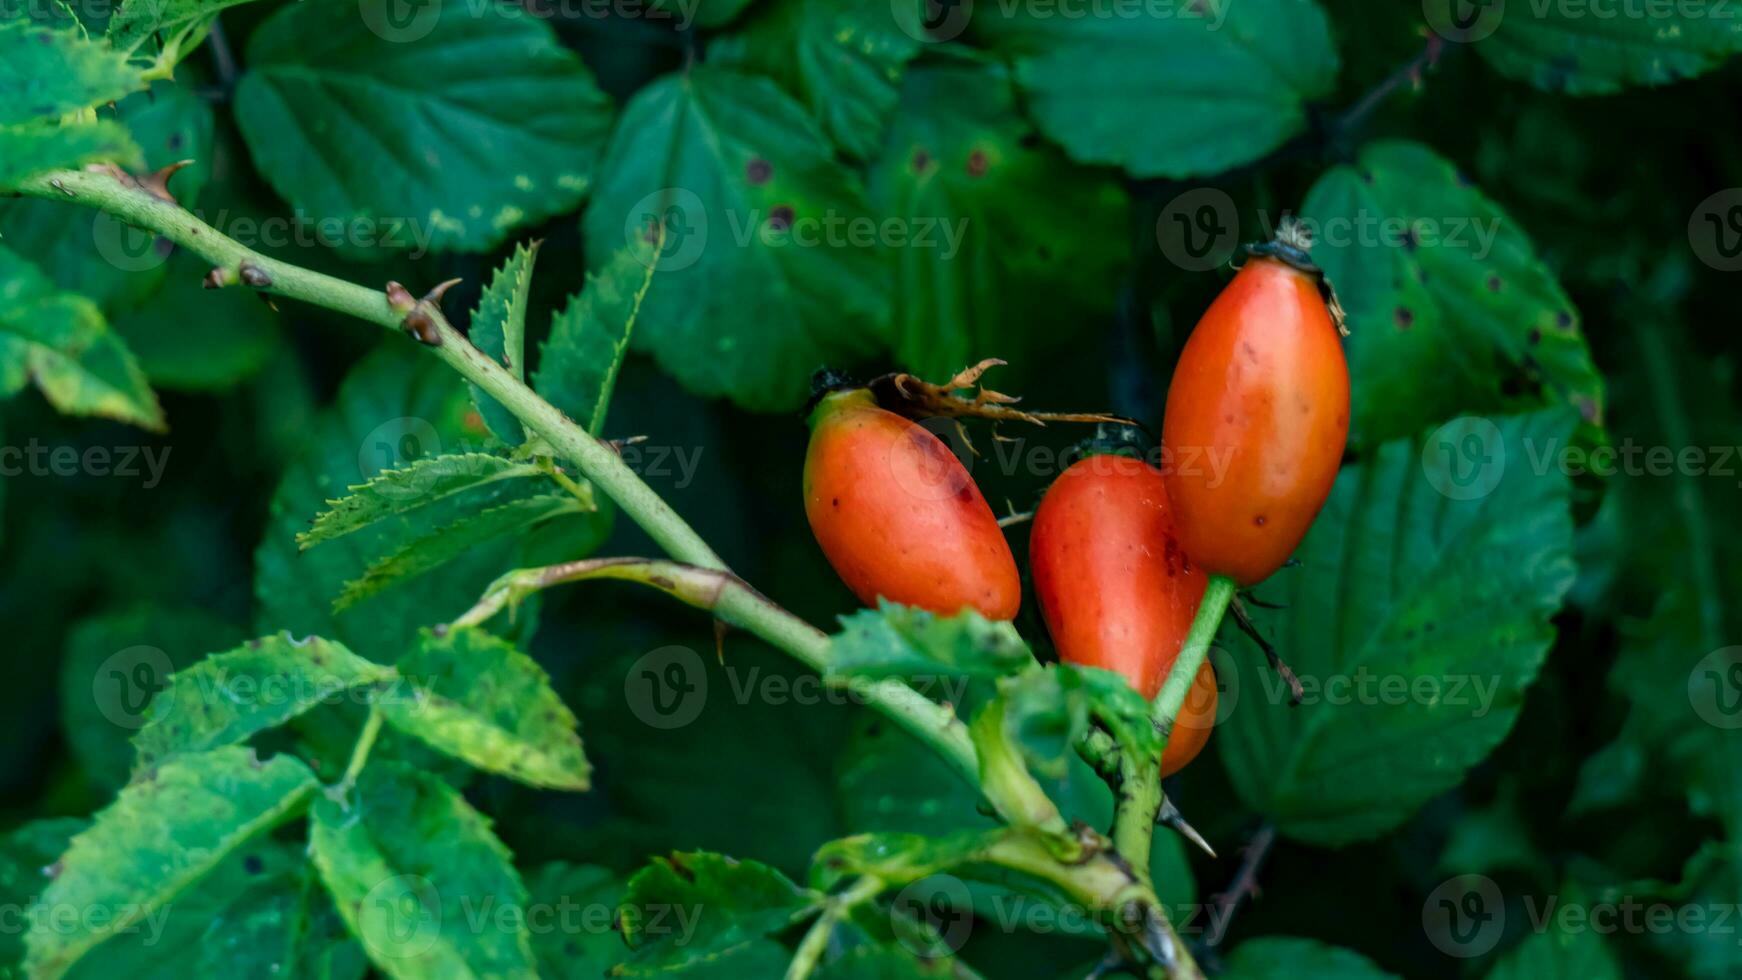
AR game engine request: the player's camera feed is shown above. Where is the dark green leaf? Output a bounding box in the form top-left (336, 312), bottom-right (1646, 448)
top-left (533, 238), bottom-right (660, 435)
top-left (334, 491), bottom-right (594, 610)
top-left (299, 451), bottom-right (545, 548)
top-left (1616, 842), bottom-right (1742, 979)
top-left (381, 626), bottom-right (590, 790)
top-left (235, 0), bottom-right (614, 255)
top-left (25, 748), bottom-right (319, 980)
top-left (59, 605), bottom-right (243, 789)
top-left (971, 0), bottom-right (1338, 177)
top-left (1474, 9), bottom-right (1742, 94)
top-left (0, 819), bottom-right (85, 974)
top-left (867, 52), bottom-right (1127, 378)
top-left (308, 762), bottom-right (537, 979)
top-left (524, 863), bottom-right (628, 979)
top-left (133, 633), bottom-right (395, 768)
top-left (1568, 318), bottom-right (1742, 836)
top-left (468, 241), bottom-right (539, 444)
top-left (617, 851), bottom-right (821, 974)
top-left (1301, 140), bottom-right (1602, 447)
top-left (111, 250), bottom-right (280, 391)
top-left (581, 67), bottom-right (888, 411)
top-left (712, 0), bottom-right (921, 161)
top-left (1220, 410), bottom-right (1577, 845)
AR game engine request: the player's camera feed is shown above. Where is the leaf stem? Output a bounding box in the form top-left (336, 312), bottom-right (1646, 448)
top-left (333, 705), bottom-right (386, 800)
top-left (452, 557), bottom-right (978, 785)
top-left (785, 876), bottom-right (884, 980)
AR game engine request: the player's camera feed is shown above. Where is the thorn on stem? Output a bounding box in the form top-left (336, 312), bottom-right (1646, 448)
top-left (402, 310), bottom-right (443, 347)
top-left (422, 277), bottom-right (463, 307)
top-left (202, 266), bottom-right (236, 290)
top-left (1157, 796), bottom-right (1217, 859)
top-left (1230, 599), bottom-right (1304, 705)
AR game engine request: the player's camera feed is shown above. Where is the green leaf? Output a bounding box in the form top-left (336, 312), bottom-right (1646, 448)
top-left (0, 242), bottom-right (164, 430)
top-left (64, 840), bottom-right (323, 980)
top-left (582, 67), bottom-right (888, 411)
top-left (617, 851), bottom-right (822, 974)
top-left (1221, 937), bottom-right (1400, 979)
top-left (59, 604), bottom-right (244, 789)
top-left (468, 241), bottom-right (539, 444)
top-left (334, 491), bottom-right (593, 610)
top-left (234, 0), bottom-right (614, 256)
top-left (308, 762), bottom-right (537, 979)
top-left (993, 663), bottom-right (1163, 781)
top-left (1219, 410), bottom-right (1577, 846)
top-left (711, 0), bottom-right (921, 161)
top-left (300, 451), bottom-right (545, 548)
top-left (253, 345), bottom-right (518, 663)
top-left (0, 120), bottom-right (140, 189)
top-left (970, 0), bottom-right (1338, 177)
top-left (107, 0), bottom-right (261, 62)
top-left (0, 20), bottom-right (144, 124)
top-left (811, 829), bottom-right (1003, 893)
top-left (1301, 140), bottom-right (1603, 447)
top-left (380, 626), bottom-right (590, 790)
top-left (524, 864), bottom-right (628, 979)
top-left (25, 747), bottom-right (319, 980)
top-left (1486, 883), bottom-right (1621, 980)
top-left (828, 603), bottom-right (1033, 683)
top-left (133, 633), bottom-right (395, 768)
top-left (533, 238), bottom-right (661, 435)
top-left (867, 52), bottom-right (1127, 379)
top-left (1474, 8), bottom-right (1742, 94)
top-left (815, 944), bottom-right (959, 980)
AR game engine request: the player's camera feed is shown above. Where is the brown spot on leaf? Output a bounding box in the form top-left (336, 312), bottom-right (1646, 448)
top-left (966, 149), bottom-right (989, 178)
top-left (768, 204), bottom-right (795, 231)
top-left (912, 149), bottom-right (931, 172)
top-left (746, 158), bottom-right (772, 185)
top-left (1486, 274), bottom-right (1502, 292)
top-left (1395, 307), bottom-right (1414, 329)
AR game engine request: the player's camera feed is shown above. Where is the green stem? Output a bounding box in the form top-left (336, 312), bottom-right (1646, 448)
top-left (19, 169), bottom-right (724, 571)
top-left (1152, 575), bottom-right (1237, 732)
top-left (785, 876), bottom-right (883, 980)
top-left (453, 558), bottom-right (978, 785)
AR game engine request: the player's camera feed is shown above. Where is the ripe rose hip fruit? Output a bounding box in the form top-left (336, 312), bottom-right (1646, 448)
top-left (1162, 224), bottom-right (1350, 586)
top-left (1029, 452), bottom-right (1216, 776)
top-left (804, 389), bottom-right (1020, 619)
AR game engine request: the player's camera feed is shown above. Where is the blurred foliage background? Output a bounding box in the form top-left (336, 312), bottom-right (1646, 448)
top-left (2, 0), bottom-right (1741, 976)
